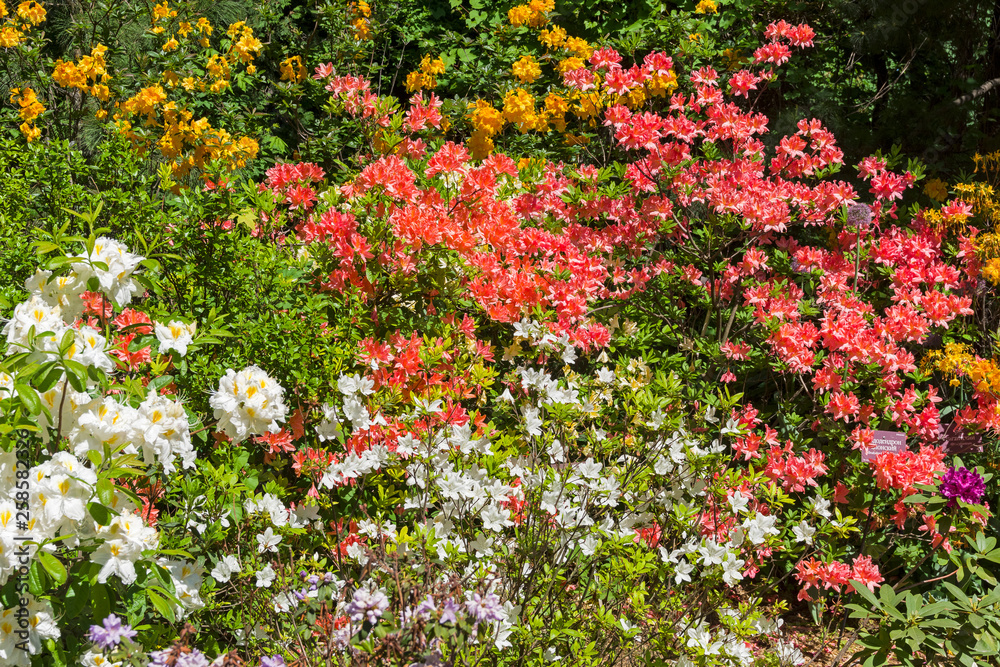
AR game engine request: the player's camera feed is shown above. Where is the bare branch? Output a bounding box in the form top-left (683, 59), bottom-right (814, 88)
top-left (954, 76), bottom-right (1000, 106)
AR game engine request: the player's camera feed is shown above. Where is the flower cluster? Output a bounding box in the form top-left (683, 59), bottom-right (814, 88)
top-left (940, 466), bottom-right (986, 507)
top-left (210, 365), bottom-right (289, 442)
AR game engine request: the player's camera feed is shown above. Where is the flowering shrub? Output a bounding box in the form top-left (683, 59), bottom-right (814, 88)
top-left (0, 2), bottom-right (999, 667)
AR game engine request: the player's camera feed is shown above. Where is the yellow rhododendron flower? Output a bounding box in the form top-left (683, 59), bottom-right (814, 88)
top-left (648, 71), bottom-right (678, 97)
top-left (983, 257), bottom-right (1000, 285)
top-left (280, 55), bottom-right (306, 83)
top-left (557, 57), bottom-right (585, 73)
top-left (420, 55), bottom-right (446, 76)
top-left (16, 0), bottom-right (44, 25)
top-left (152, 1), bottom-right (176, 22)
top-left (352, 16), bottom-right (371, 40)
top-left (924, 178), bottom-right (949, 202)
top-left (123, 85), bottom-right (167, 116)
top-left (508, 5), bottom-right (533, 26)
top-left (405, 70), bottom-right (424, 93)
top-left (10, 87), bottom-right (44, 121)
top-left (512, 55), bottom-right (542, 84)
top-left (539, 26), bottom-right (566, 49)
top-left (467, 129), bottom-right (494, 159)
top-left (20, 121), bottom-right (40, 141)
top-left (468, 100), bottom-right (505, 136)
top-left (695, 0), bottom-right (718, 14)
top-left (0, 25), bottom-right (23, 47)
top-left (563, 36), bottom-right (592, 59)
top-left (503, 88), bottom-right (539, 131)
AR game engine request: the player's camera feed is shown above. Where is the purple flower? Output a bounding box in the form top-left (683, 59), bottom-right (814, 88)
top-left (940, 466), bottom-right (986, 507)
top-left (346, 587), bottom-right (390, 625)
top-left (440, 598), bottom-right (461, 624)
top-left (261, 657), bottom-right (287, 667)
top-left (87, 614), bottom-right (138, 650)
top-left (847, 203), bottom-right (872, 230)
top-left (465, 592), bottom-right (503, 623)
top-left (149, 649), bottom-right (211, 667)
top-left (415, 595), bottom-right (437, 618)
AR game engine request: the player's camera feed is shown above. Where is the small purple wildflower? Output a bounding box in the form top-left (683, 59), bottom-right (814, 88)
top-left (465, 592), bottom-right (503, 623)
top-left (847, 203), bottom-right (873, 230)
top-left (940, 466), bottom-right (986, 507)
top-left (149, 649), bottom-right (211, 667)
top-left (415, 595), bottom-right (437, 618)
top-left (440, 598), bottom-right (461, 624)
top-left (87, 614), bottom-right (138, 651)
top-left (346, 587), bottom-right (390, 625)
top-left (260, 657), bottom-right (287, 667)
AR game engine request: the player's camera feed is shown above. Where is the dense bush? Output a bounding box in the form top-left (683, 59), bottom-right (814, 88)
top-left (1, 2), bottom-right (1000, 667)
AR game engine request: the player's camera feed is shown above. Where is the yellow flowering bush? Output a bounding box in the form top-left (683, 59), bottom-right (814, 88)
top-left (405, 54), bottom-right (446, 92)
top-left (9, 86), bottom-right (42, 140)
top-left (923, 343), bottom-right (1000, 395)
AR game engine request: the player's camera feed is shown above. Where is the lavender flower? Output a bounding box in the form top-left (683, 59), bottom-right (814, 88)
top-left (847, 203), bottom-right (872, 230)
top-left (415, 595), bottom-right (437, 619)
top-left (940, 466), bottom-right (986, 507)
top-left (149, 648), bottom-right (212, 667)
top-left (87, 614), bottom-right (138, 650)
top-left (440, 598), bottom-right (461, 624)
top-left (346, 587), bottom-right (390, 625)
top-left (465, 592), bottom-right (503, 623)
top-left (261, 657), bottom-right (287, 667)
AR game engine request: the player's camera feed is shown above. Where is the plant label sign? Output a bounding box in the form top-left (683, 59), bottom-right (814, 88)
top-left (862, 431), bottom-right (907, 462)
top-left (938, 421), bottom-right (983, 455)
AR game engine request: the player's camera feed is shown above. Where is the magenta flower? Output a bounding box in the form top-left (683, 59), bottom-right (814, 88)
top-left (940, 466), bottom-right (985, 507)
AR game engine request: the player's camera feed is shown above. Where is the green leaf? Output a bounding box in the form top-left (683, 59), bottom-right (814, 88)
top-left (88, 501), bottom-right (115, 525)
top-left (851, 580), bottom-right (881, 609)
top-left (91, 583), bottom-right (111, 618)
top-left (14, 383), bottom-right (41, 414)
top-left (28, 559), bottom-right (50, 595)
top-left (147, 587), bottom-right (176, 623)
top-left (38, 552), bottom-right (67, 585)
top-left (45, 638), bottom-right (67, 667)
top-left (96, 478), bottom-right (115, 506)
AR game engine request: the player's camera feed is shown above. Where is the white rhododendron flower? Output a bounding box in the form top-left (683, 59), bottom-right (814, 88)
top-left (24, 269), bottom-right (86, 321)
top-left (155, 320), bottom-right (197, 357)
top-left (132, 389), bottom-right (195, 473)
top-left (70, 396), bottom-right (136, 460)
top-left (72, 236), bottom-right (145, 307)
top-left (256, 527), bottom-right (282, 553)
top-left (316, 402), bottom-right (343, 442)
top-left (209, 365), bottom-right (288, 441)
top-left (0, 597), bottom-right (60, 664)
top-left (2, 294), bottom-right (67, 355)
top-left (92, 511), bottom-right (159, 585)
top-left (29, 452), bottom-right (98, 544)
top-left (256, 565), bottom-right (276, 588)
top-left (211, 554), bottom-right (242, 582)
top-left (65, 325), bottom-right (114, 373)
top-left (159, 559), bottom-right (206, 616)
